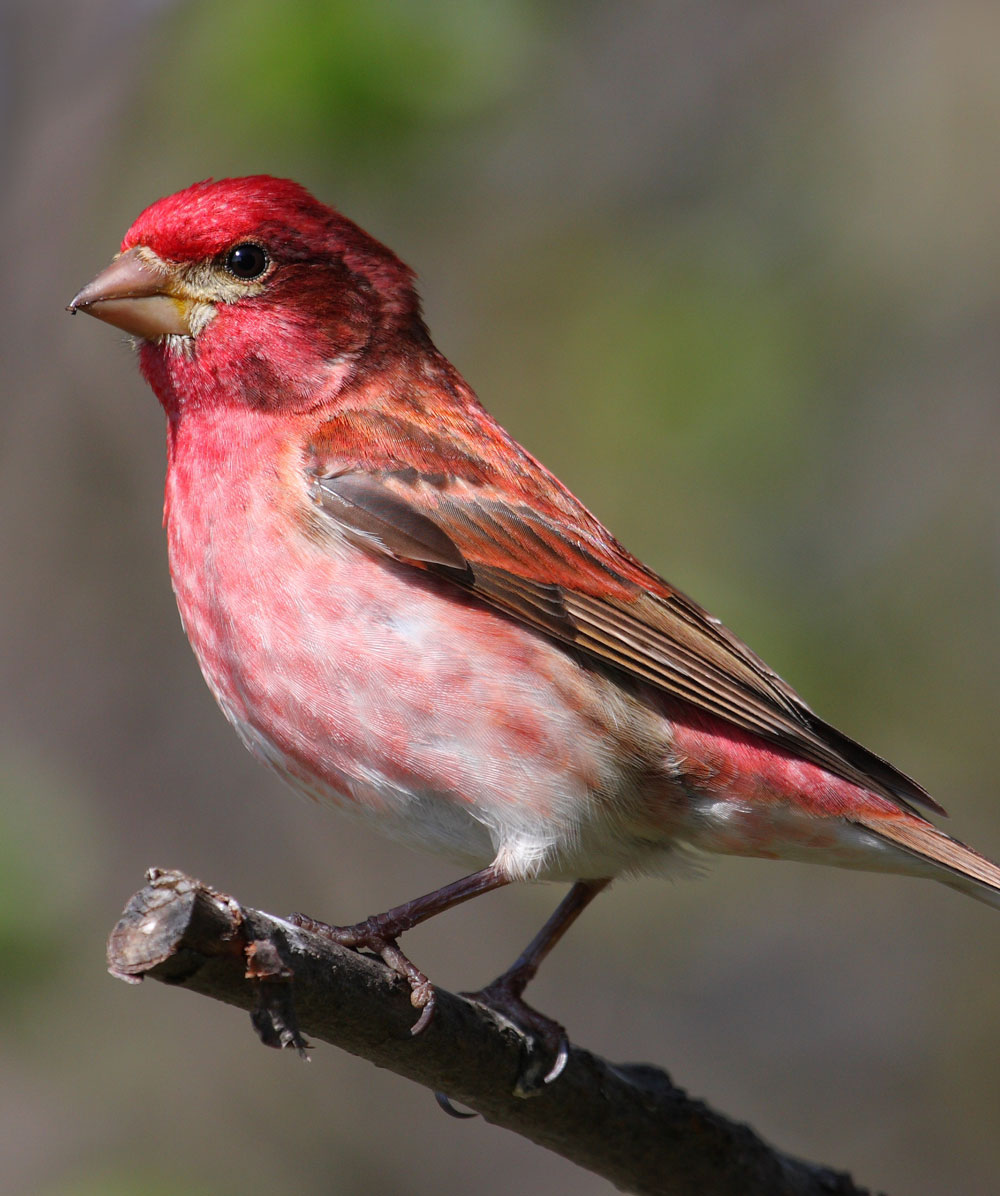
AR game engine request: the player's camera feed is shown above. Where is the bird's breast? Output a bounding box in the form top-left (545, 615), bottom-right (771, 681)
top-left (160, 410), bottom-right (687, 879)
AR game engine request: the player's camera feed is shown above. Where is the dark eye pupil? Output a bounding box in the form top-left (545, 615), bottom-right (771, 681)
top-left (226, 243), bottom-right (268, 279)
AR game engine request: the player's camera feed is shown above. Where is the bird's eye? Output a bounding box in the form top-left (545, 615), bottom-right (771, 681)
top-left (224, 243), bottom-right (269, 280)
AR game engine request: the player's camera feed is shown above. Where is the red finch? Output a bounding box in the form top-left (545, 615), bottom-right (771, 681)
top-left (70, 177), bottom-right (1000, 1076)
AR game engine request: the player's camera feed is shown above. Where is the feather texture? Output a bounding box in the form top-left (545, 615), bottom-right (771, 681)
top-left (310, 449), bottom-right (943, 820)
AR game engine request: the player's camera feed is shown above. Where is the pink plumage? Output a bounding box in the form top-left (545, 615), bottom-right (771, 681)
top-left (70, 177), bottom-right (1000, 1062)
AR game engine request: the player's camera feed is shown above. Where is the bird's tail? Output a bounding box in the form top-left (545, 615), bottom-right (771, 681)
top-left (853, 813), bottom-right (1000, 910)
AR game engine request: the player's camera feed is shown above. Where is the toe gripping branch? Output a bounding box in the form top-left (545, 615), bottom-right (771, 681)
top-left (288, 908), bottom-right (439, 1033)
top-left (291, 872), bottom-right (610, 1096)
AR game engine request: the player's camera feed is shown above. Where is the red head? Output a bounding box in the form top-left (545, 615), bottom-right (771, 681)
top-left (70, 176), bottom-right (426, 417)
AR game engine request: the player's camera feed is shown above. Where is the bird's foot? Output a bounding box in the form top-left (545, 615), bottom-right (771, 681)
top-left (462, 974), bottom-right (570, 1096)
top-left (287, 867), bottom-right (513, 1039)
top-left (289, 911), bottom-right (436, 1034)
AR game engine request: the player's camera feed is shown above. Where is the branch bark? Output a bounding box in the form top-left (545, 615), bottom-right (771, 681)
top-left (107, 869), bottom-right (873, 1196)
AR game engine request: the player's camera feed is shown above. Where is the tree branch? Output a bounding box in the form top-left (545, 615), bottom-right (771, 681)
top-left (107, 869), bottom-right (872, 1196)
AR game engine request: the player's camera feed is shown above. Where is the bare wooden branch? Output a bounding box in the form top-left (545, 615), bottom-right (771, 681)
top-left (107, 869), bottom-right (872, 1196)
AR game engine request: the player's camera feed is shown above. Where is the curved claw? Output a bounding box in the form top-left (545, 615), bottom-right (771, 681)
top-left (462, 982), bottom-right (572, 1097)
top-left (435, 1091), bottom-right (478, 1119)
top-left (543, 1036), bottom-right (570, 1085)
top-left (288, 911), bottom-right (436, 1035)
top-left (409, 993), bottom-right (436, 1036)
top-left (511, 1029), bottom-right (570, 1097)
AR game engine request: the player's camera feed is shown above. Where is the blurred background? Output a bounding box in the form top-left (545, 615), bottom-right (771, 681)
top-left (4, 1), bottom-right (1000, 1192)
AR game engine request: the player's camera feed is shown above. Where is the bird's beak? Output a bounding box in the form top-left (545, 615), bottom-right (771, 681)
top-left (67, 247), bottom-right (193, 339)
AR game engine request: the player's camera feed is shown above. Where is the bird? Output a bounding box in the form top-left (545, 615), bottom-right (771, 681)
top-left (69, 175), bottom-right (1000, 1081)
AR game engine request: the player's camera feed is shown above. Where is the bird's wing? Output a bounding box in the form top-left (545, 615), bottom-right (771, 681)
top-left (308, 463), bottom-right (942, 818)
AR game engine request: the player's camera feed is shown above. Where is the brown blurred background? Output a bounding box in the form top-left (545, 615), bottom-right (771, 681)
top-left (4, 2), bottom-right (1000, 1193)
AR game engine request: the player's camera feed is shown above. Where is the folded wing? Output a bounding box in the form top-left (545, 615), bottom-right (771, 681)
top-left (309, 464), bottom-right (943, 819)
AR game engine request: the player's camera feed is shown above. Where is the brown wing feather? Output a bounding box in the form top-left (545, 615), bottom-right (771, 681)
top-left (855, 815), bottom-right (1000, 899)
top-left (310, 466), bottom-right (943, 818)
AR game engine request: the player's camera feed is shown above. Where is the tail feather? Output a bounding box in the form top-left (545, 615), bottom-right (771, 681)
top-left (855, 814), bottom-right (1000, 910)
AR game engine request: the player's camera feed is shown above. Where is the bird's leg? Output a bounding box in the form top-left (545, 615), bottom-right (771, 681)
top-left (463, 877), bottom-right (610, 1092)
top-left (290, 863), bottom-right (511, 1033)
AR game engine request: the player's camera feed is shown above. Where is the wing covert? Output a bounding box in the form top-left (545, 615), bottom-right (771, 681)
top-left (310, 464), bottom-right (942, 818)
